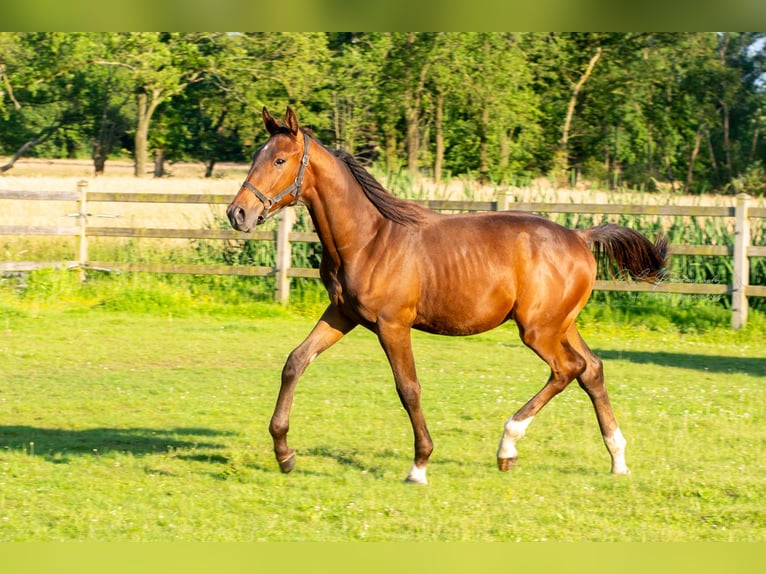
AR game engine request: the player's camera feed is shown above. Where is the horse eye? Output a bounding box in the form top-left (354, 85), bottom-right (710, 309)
top-left (274, 158), bottom-right (286, 166)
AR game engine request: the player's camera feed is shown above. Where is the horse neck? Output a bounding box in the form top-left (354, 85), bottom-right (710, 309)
top-left (303, 145), bottom-right (388, 259)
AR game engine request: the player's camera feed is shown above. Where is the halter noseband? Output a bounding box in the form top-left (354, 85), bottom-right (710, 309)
top-left (242, 131), bottom-right (310, 223)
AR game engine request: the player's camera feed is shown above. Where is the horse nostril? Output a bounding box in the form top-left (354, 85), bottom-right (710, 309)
top-left (228, 206), bottom-right (247, 229)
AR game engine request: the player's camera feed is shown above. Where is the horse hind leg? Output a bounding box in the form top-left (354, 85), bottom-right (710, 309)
top-left (497, 324), bottom-right (587, 471)
top-left (570, 327), bottom-right (630, 475)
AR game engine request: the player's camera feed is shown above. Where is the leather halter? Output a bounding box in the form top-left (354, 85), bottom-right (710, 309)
top-left (242, 132), bottom-right (310, 223)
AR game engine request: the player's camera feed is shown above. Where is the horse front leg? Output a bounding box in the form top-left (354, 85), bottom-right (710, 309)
top-left (270, 304), bottom-right (356, 473)
top-left (377, 322), bottom-right (433, 485)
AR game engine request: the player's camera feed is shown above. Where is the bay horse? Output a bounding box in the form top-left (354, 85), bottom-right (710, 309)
top-left (227, 107), bottom-right (667, 484)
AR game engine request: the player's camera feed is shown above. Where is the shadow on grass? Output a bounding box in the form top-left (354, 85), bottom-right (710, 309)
top-left (595, 349), bottom-right (766, 377)
top-left (0, 425), bottom-right (233, 462)
top-left (304, 445), bottom-right (388, 478)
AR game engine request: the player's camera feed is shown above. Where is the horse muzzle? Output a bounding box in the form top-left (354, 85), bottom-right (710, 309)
top-left (226, 202), bottom-right (265, 232)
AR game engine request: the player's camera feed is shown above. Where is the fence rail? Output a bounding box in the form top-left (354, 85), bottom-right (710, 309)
top-left (1, 184), bottom-right (763, 328)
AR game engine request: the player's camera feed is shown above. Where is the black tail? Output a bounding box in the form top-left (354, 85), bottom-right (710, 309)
top-left (579, 224), bottom-right (668, 283)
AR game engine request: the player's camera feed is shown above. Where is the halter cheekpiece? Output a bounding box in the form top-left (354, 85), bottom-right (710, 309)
top-left (242, 131), bottom-right (310, 223)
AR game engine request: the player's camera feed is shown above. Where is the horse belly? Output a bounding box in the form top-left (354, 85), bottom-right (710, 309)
top-left (415, 267), bottom-right (516, 336)
top-left (414, 310), bottom-right (512, 336)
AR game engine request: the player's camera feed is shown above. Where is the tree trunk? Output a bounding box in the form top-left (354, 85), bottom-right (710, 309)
top-left (664, 154), bottom-right (676, 193)
top-left (478, 105), bottom-right (490, 183)
top-left (153, 147), bottom-right (165, 178)
top-left (134, 87), bottom-right (162, 178)
top-left (499, 130), bottom-right (509, 178)
top-left (641, 89), bottom-right (654, 176)
top-left (646, 121), bottom-right (653, 175)
top-left (685, 126), bottom-right (704, 193)
top-left (405, 94), bottom-right (420, 178)
top-left (91, 71), bottom-right (125, 177)
top-left (722, 102), bottom-right (732, 180)
top-left (203, 106), bottom-right (228, 178)
top-left (205, 159), bottom-right (216, 178)
top-left (333, 92), bottom-right (341, 148)
top-left (135, 90), bottom-right (149, 177)
top-left (705, 129), bottom-right (719, 185)
top-left (384, 126), bottom-right (397, 173)
top-left (93, 143), bottom-right (107, 176)
top-left (403, 33), bottom-right (431, 180)
top-left (0, 122), bottom-right (60, 174)
top-left (561, 47), bottom-right (602, 155)
top-left (1, 64), bottom-right (21, 110)
top-left (433, 91), bottom-right (444, 182)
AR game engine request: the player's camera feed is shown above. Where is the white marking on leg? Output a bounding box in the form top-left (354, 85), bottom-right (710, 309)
top-left (497, 416), bottom-right (533, 460)
top-left (406, 464), bottom-right (428, 485)
top-left (308, 352), bottom-right (318, 364)
top-left (604, 427), bottom-right (630, 475)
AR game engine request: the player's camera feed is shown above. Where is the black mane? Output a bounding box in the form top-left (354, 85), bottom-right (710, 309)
top-left (333, 149), bottom-right (426, 227)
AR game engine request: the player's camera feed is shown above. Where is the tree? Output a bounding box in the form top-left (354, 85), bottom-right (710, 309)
top-left (327, 32), bottom-right (391, 157)
top-left (152, 33), bottom-right (250, 176)
top-left (79, 33), bottom-right (134, 175)
top-left (0, 33), bottom-right (24, 118)
top-left (95, 33), bottom-right (204, 177)
top-left (238, 32), bottom-right (332, 136)
top-left (2, 32), bottom-right (765, 192)
top-left (425, 33), bottom-right (464, 182)
top-left (560, 46), bottom-right (601, 161)
top-left (0, 32), bottom-right (95, 173)
top-left (452, 33), bottom-right (540, 183)
top-left (379, 32), bottom-right (439, 177)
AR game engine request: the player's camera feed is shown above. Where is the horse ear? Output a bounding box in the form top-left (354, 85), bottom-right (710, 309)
top-left (285, 106), bottom-right (299, 136)
top-left (262, 107), bottom-right (281, 135)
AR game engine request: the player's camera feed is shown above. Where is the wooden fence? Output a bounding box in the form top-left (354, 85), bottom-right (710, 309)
top-left (1, 182), bottom-right (764, 329)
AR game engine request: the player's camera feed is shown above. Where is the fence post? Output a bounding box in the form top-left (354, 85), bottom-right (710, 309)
top-left (77, 179), bottom-right (89, 281)
top-left (496, 188), bottom-right (514, 211)
top-left (732, 193), bottom-right (751, 330)
top-left (274, 206), bottom-right (295, 304)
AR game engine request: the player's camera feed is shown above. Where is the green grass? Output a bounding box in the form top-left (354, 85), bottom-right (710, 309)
top-left (0, 273), bottom-right (764, 541)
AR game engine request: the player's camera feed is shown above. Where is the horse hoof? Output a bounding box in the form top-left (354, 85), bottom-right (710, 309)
top-left (497, 456), bottom-right (517, 472)
top-left (404, 475), bottom-right (428, 485)
top-left (278, 451), bottom-right (296, 473)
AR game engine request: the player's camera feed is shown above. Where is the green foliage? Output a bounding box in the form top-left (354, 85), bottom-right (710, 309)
top-left (0, 267), bottom-right (286, 319)
top-left (727, 161), bottom-right (766, 197)
top-left (3, 32), bottom-right (765, 190)
top-left (581, 292), bottom-right (733, 334)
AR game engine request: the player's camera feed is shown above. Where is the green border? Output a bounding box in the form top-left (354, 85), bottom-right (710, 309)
top-left (3, 2), bottom-right (765, 571)
top-left (3, 1), bottom-right (766, 31)
top-left (2, 543), bottom-right (765, 573)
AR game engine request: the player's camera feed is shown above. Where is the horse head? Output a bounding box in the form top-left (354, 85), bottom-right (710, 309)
top-left (227, 107), bottom-right (310, 232)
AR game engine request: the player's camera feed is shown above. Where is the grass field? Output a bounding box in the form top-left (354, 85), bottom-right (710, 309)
top-left (1, 285), bottom-right (764, 541)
